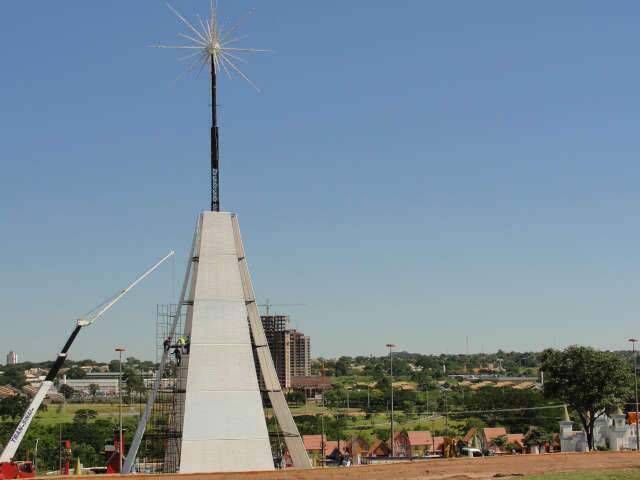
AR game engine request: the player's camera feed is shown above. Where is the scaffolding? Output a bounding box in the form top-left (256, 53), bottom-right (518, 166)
top-left (132, 305), bottom-right (186, 473)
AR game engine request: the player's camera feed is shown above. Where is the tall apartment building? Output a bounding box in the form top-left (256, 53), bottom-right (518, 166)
top-left (6, 351), bottom-right (18, 365)
top-left (290, 331), bottom-right (310, 377)
top-left (260, 315), bottom-right (310, 389)
top-left (262, 316), bottom-right (292, 389)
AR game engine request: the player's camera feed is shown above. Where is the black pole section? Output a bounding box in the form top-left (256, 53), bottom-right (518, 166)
top-left (44, 325), bottom-right (83, 382)
top-left (211, 54), bottom-right (220, 212)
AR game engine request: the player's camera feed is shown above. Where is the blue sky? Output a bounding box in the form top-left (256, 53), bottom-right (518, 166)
top-left (2, 1), bottom-right (640, 362)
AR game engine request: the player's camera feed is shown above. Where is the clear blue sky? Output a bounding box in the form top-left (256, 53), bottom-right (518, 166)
top-left (2, 1), bottom-right (640, 362)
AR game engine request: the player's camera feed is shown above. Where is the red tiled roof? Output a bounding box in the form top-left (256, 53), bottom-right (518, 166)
top-left (506, 434), bottom-right (525, 447)
top-left (0, 385), bottom-right (20, 399)
top-left (368, 440), bottom-right (391, 456)
top-left (483, 427), bottom-right (507, 442)
top-left (303, 435), bottom-right (325, 451)
top-left (432, 436), bottom-right (445, 451)
top-left (347, 437), bottom-right (369, 454)
top-left (407, 430), bottom-right (432, 446)
top-left (291, 376), bottom-right (332, 388)
top-left (323, 440), bottom-right (347, 456)
top-left (463, 427), bottom-right (477, 444)
top-left (302, 435), bottom-right (348, 456)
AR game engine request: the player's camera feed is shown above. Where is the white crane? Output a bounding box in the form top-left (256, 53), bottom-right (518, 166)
top-left (0, 250), bottom-right (175, 465)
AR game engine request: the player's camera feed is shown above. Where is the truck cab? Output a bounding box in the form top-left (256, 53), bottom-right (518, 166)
top-left (0, 461), bottom-right (36, 479)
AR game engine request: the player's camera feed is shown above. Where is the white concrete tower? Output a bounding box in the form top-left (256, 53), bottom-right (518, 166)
top-left (166, 212), bottom-right (311, 473)
top-left (174, 212), bottom-right (271, 472)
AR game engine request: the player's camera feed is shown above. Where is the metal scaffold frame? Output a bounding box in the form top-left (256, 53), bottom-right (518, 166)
top-left (122, 224), bottom-right (199, 474)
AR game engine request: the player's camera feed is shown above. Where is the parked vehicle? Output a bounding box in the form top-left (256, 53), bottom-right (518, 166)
top-left (461, 447), bottom-right (483, 458)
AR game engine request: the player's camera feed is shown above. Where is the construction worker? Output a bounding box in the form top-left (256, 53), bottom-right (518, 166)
top-left (173, 346), bottom-right (182, 366)
top-left (163, 336), bottom-right (171, 352)
top-left (184, 335), bottom-right (191, 354)
top-left (177, 336), bottom-right (186, 350)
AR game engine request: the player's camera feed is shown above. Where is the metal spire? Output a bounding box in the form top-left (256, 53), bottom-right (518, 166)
top-left (154, 1), bottom-right (268, 212)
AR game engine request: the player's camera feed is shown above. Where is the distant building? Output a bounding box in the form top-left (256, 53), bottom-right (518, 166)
top-left (61, 371), bottom-right (154, 395)
top-left (290, 375), bottom-right (332, 399)
top-left (260, 315), bottom-right (311, 389)
top-left (6, 351), bottom-right (18, 365)
top-left (290, 330), bottom-right (310, 377)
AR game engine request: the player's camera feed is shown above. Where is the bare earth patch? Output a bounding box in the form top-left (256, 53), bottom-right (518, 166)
top-left (52, 452), bottom-right (640, 480)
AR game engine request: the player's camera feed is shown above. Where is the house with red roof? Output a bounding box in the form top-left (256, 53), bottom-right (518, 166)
top-left (463, 426), bottom-right (527, 454)
top-left (368, 439), bottom-right (391, 457)
top-left (407, 430), bottom-right (434, 456)
top-left (390, 430), bottom-right (435, 457)
top-left (303, 435), bottom-right (357, 465)
top-left (302, 435), bottom-right (326, 466)
top-left (392, 431), bottom-right (410, 457)
top-left (432, 436), bottom-right (445, 455)
top-left (346, 437), bottom-right (369, 464)
top-left (506, 433), bottom-right (526, 453)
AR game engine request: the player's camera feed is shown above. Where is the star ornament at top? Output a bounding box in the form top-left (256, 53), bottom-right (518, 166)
top-left (154, 1), bottom-right (268, 91)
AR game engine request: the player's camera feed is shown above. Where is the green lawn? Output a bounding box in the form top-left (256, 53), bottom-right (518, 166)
top-left (527, 471), bottom-right (640, 480)
top-left (34, 402), bottom-right (140, 425)
top-left (34, 402), bottom-right (458, 436)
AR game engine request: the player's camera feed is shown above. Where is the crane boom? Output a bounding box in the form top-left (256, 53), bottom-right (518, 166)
top-left (0, 251), bottom-right (175, 463)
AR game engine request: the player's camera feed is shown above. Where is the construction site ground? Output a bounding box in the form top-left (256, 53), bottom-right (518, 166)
top-left (74, 452), bottom-right (640, 480)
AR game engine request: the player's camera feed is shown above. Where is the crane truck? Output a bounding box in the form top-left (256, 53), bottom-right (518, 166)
top-left (0, 251), bottom-right (175, 479)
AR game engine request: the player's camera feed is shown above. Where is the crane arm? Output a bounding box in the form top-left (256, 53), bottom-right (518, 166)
top-left (0, 250), bottom-right (175, 463)
top-left (0, 382), bottom-right (53, 463)
top-left (80, 250), bottom-right (176, 326)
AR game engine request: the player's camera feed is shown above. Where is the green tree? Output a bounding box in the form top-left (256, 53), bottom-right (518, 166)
top-left (123, 370), bottom-right (145, 400)
top-left (285, 390), bottom-right (306, 406)
top-left (334, 357), bottom-right (352, 376)
top-left (505, 442), bottom-right (520, 453)
top-left (525, 427), bottom-right (546, 447)
top-left (66, 367), bottom-right (87, 379)
top-left (464, 417), bottom-right (487, 432)
top-left (73, 444), bottom-right (98, 467)
top-left (373, 428), bottom-right (390, 442)
top-left (88, 383), bottom-right (100, 399)
top-left (402, 400), bottom-right (416, 414)
top-left (0, 395), bottom-right (30, 420)
top-left (73, 409), bottom-right (98, 423)
top-left (0, 366), bottom-right (26, 388)
top-left (59, 384), bottom-right (75, 400)
top-left (492, 435), bottom-right (507, 448)
top-left (541, 346), bottom-right (631, 450)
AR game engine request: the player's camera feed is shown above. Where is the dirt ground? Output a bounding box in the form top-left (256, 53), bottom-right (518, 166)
top-left (82, 452), bottom-right (640, 480)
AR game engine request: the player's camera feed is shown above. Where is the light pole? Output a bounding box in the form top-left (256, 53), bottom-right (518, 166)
top-left (386, 343), bottom-right (396, 457)
top-left (33, 438), bottom-right (39, 472)
top-left (443, 387), bottom-right (449, 437)
top-left (115, 347), bottom-right (126, 471)
top-left (629, 338), bottom-right (639, 451)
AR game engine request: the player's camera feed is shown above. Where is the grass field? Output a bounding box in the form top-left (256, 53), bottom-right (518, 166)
top-left (34, 402), bottom-right (140, 425)
top-left (528, 471), bottom-right (640, 479)
top-left (32, 402), bottom-right (457, 436)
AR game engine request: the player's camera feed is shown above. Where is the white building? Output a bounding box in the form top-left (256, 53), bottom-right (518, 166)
top-left (6, 351), bottom-right (18, 365)
top-left (560, 406), bottom-right (638, 452)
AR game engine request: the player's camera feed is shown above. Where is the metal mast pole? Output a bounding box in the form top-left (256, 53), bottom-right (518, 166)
top-left (630, 338), bottom-right (639, 450)
top-left (386, 343), bottom-right (396, 457)
top-left (116, 347), bottom-right (125, 472)
top-left (211, 54), bottom-right (219, 212)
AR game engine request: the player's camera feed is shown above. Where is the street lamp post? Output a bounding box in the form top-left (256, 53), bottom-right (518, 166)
top-left (444, 387), bottom-right (449, 437)
top-left (629, 339), bottom-right (639, 451)
top-left (115, 347), bottom-right (126, 471)
top-left (386, 343), bottom-right (396, 457)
